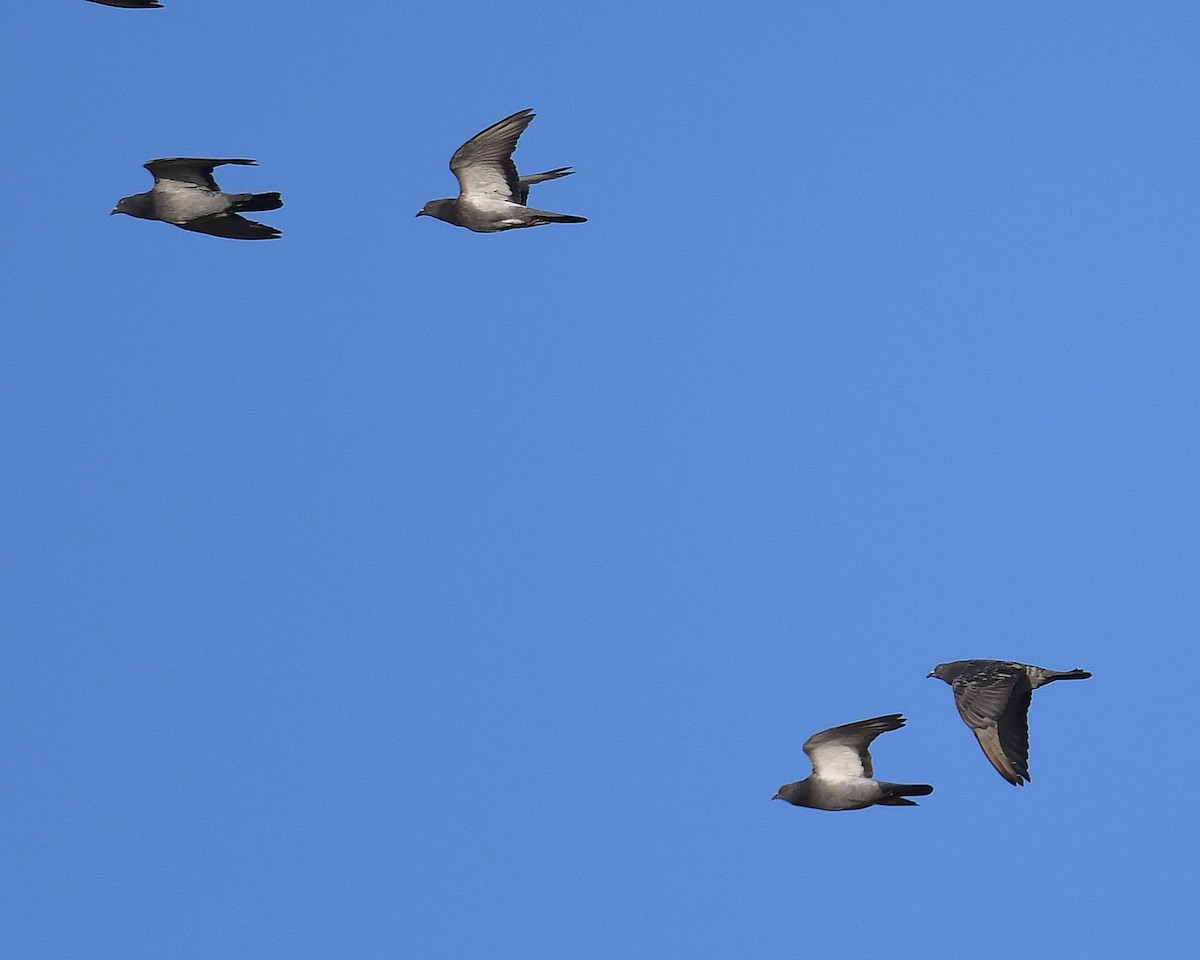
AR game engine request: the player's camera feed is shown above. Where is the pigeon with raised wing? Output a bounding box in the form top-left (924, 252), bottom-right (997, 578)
top-left (417, 109), bottom-right (587, 232)
top-left (928, 659), bottom-right (1092, 785)
top-left (112, 158), bottom-right (282, 240)
top-left (773, 714), bottom-right (933, 811)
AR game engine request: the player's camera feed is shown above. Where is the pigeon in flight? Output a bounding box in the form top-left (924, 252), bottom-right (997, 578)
top-left (417, 109), bottom-right (587, 232)
top-left (928, 659), bottom-right (1092, 785)
top-left (112, 158), bottom-right (282, 240)
top-left (773, 714), bottom-right (933, 811)
top-left (85, 1), bottom-right (164, 8)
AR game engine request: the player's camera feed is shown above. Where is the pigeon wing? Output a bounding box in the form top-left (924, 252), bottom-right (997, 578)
top-left (517, 167), bottom-right (574, 204)
top-left (179, 213), bottom-right (280, 240)
top-left (952, 665), bottom-right (1032, 785)
top-left (449, 109), bottom-right (534, 203)
top-left (802, 714), bottom-right (906, 780)
top-left (145, 158), bottom-right (258, 192)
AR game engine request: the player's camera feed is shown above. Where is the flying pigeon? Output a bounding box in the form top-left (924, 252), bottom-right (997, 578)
top-left (112, 158), bottom-right (282, 240)
top-left (773, 714), bottom-right (933, 811)
top-left (86, 1), bottom-right (164, 8)
top-left (928, 659), bottom-right (1092, 785)
top-left (417, 109), bottom-right (587, 232)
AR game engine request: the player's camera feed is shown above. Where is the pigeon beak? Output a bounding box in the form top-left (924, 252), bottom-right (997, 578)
top-left (926, 671), bottom-right (935, 678)
top-left (771, 792), bottom-right (782, 801)
top-left (110, 208), bottom-right (118, 216)
top-left (415, 210), bottom-right (425, 218)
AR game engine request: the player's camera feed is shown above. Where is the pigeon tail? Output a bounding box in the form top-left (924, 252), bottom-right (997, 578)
top-left (235, 192), bottom-right (283, 213)
top-left (1043, 668), bottom-right (1092, 683)
top-left (1026, 666), bottom-right (1092, 690)
top-left (875, 782), bottom-right (934, 806)
top-left (525, 208), bottom-right (587, 224)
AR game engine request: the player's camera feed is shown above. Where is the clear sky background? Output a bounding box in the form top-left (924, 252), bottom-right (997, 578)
top-left (4, 2), bottom-right (1199, 957)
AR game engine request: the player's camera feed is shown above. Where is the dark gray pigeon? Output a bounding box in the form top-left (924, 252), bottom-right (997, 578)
top-left (928, 659), bottom-right (1092, 785)
top-left (86, 1), bottom-right (163, 8)
top-left (417, 109), bottom-right (587, 232)
top-left (773, 714), bottom-right (933, 811)
top-left (112, 158), bottom-right (282, 240)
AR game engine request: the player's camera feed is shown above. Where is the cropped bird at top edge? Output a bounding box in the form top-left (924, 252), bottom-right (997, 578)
top-left (85, 1), bottom-right (163, 8)
top-left (112, 158), bottom-right (282, 240)
top-left (417, 109), bottom-right (587, 232)
top-left (773, 714), bottom-right (933, 811)
top-left (928, 659), bottom-right (1092, 786)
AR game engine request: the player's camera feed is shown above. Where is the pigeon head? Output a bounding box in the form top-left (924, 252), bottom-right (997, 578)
top-left (772, 781), bottom-right (808, 805)
top-left (112, 193), bottom-right (153, 219)
top-left (416, 199), bottom-right (457, 222)
top-left (927, 662), bottom-right (964, 682)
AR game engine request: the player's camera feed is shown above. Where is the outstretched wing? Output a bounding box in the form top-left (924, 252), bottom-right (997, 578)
top-left (802, 714), bottom-right (906, 780)
top-left (951, 664), bottom-right (1032, 785)
top-left (449, 109), bottom-right (534, 204)
top-left (145, 158), bottom-right (258, 192)
top-left (179, 213), bottom-right (281, 240)
top-left (517, 167), bottom-right (574, 205)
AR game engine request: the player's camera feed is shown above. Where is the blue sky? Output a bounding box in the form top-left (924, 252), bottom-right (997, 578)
top-left (4, 2), bottom-right (1199, 957)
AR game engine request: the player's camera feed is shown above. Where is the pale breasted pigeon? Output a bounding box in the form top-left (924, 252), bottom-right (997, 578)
top-left (417, 109), bottom-right (587, 232)
top-left (112, 158), bottom-right (282, 240)
top-left (773, 714), bottom-right (933, 811)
